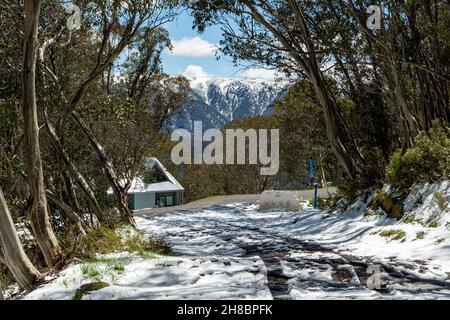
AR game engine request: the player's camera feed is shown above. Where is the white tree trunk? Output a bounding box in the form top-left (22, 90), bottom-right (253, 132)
top-left (22, 0), bottom-right (62, 266)
top-left (0, 189), bottom-right (42, 288)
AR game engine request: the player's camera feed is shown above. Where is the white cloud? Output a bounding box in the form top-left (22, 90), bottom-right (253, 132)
top-left (182, 65), bottom-right (210, 79)
top-left (241, 68), bottom-right (278, 80)
top-left (169, 37), bottom-right (218, 58)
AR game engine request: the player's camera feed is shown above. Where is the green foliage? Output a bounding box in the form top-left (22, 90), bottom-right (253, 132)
top-left (81, 264), bottom-right (101, 281)
top-left (77, 227), bottom-right (121, 257)
top-left (77, 257), bottom-right (129, 289)
top-left (176, 115), bottom-right (283, 201)
top-left (72, 289), bottom-right (83, 300)
top-left (220, 116), bottom-right (280, 195)
top-left (338, 180), bottom-right (364, 204)
top-left (402, 215), bottom-right (420, 224)
top-left (83, 257), bottom-right (128, 274)
top-left (309, 195), bottom-right (340, 211)
top-left (357, 147), bottom-right (388, 186)
top-left (386, 128), bottom-right (450, 191)
top-left (427, 221), bottom-right (439, 228)
top-left (371, 191), bottom-right (404, 220)
top-left (363, 208), bottom-right (385, 217)
top-left (142, 168), bottom-right (167, 185)
top-left (434, 192), bottom-right (448, 212)
top-left (80, 257), bottom-right (128, 286)
top-left (0, 265), bottom-right (15, 290)
top-left (1, 1), bottom-right (450, 291)
top-left (380, 229), bottom-right (406, 240)
top-left (136, 250), bottom-right (159, 260)
top-left (124, 233), bottom-right (171, 255)
top-left (415, 231), bottom-right (425, 240)
top-left (74, 226), bottom-right (171, 259)
top-left (275, 81), bottom-right (342, 187)
top-left (190, 0), bottom-right (449, 191)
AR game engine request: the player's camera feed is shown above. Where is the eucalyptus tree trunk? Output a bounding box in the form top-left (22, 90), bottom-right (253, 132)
top-left (307, 64), bottom-right (363, 178)
top-left (47, 191), bottom-right (86, 236)
top-left (0, 189), bottom-right (42, 288)
top-left (319, 152), bottom-right (329, 192)
top-left (71, 111), bottom-right (136, 227)
top-left (22, 0), bottom-right (61, 266)
top-left (245, 0), bottom-right (363, 179)
top-left (63, 171), bottom-right (81, 213)
top-left (43, 109), bottom-right (105, 223)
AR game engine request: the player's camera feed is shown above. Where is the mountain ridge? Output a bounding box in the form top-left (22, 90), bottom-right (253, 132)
top-left (166, 77), bottom-right (288, 131)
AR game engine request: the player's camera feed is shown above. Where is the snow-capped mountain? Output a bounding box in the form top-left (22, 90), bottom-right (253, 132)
top-left (166, 77), bottom-right (287, 131)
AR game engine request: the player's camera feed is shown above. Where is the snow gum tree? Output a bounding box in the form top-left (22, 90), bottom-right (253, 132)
top-left (188, 0), bottom-right (450, 186)
top-left (0, 188), bottom-right (42, 288)
top-left (22, 0), bottom-right (62, 267)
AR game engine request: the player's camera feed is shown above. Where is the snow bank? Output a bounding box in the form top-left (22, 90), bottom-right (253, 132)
top-left (20, 182), bottom-right (449, 300)
top-left (25, 254), bottom-right (271, 300)
top-left (284, 181), bottom-right (450, 275)
top-left (259, 190), bottom-right (303, 211)
top-left (403, 181), bottom-right (450, 225)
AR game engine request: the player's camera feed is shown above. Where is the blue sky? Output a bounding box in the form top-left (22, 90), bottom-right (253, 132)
top-left (161, 11), bottom-right (277, 80)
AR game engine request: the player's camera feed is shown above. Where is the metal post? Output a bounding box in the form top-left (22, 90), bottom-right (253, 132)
top-left (313, 183), bottom-right (318, 209)
top-left (309, 158), bottom-right (314, 187)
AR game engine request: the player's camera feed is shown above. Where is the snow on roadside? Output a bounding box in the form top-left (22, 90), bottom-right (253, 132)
top-left (24, 253), bottom-right (271, 300)
top-left (282, 181), bottom-right (450, 276)
top-left (20, 181), bottom-right (449, 300)
top-left (134, 181), bottom-right (450, 280)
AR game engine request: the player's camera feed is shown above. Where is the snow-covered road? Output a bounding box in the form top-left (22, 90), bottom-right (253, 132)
top-left (135, 201), bottom-right (450, 300)
top-left (24, 188), bottom-right (450, 300)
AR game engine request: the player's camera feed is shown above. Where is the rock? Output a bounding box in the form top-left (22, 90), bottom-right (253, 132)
top-left (73, 282), bottom-right (110, 300)
top-left (79, 282), bottom-right (110, 293)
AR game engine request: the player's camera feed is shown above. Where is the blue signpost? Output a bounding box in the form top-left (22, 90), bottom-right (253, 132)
top-left (310, 158), bottom-right (318, 209)
top-left (313, 183), bottom-right (318, 209)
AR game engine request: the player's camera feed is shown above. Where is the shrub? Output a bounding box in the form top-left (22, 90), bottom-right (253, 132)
top-left (338, 180), bottom-right (363, 204)
top-left (386, 127), bottom-right (450, 191)
top-left (308, 196), bottom-right (334, 210)
top-left (371, 191), bottom-right (403, 220)
top-left (380, 229), bottom-right (406, 240)
top-left (402, 215), bottom-right (420, 224)
top-left (74, 226), bottom-right (171, 258)
top-left (0, 265), bottom-right (15, 289)
top-left (415, 231), bottom-right (425, 240)
top-left (81, 264), bottom-right (101, 280)
top-left (434, 192), bottom-right (448, 212)
top-left (358, 146), bottom-right (388, 186)
top-left (363, 208), bottom-right (384, 217)
top-left (427, 220), bottom-right (439, 228)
